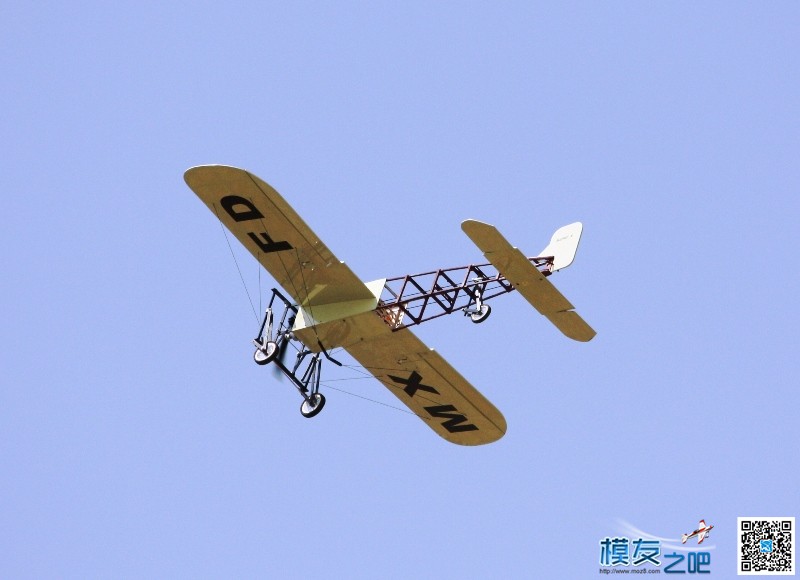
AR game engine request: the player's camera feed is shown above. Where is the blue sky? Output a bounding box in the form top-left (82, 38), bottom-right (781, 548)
top-left (2, 2), bottom-right (798, 577)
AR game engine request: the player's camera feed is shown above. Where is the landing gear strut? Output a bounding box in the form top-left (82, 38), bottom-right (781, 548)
top-left (253, 289), bottom-right (339, 418)
top-left (463, 281), bottom-right (492, 324)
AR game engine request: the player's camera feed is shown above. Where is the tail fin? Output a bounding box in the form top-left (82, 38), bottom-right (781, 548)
top-left (681, 534), bottom-right (688, 544)
top-left (538, 222), bottom-right (583, 272)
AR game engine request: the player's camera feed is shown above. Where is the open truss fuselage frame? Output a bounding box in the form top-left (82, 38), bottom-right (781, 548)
top-left (376, 256), bottom-right (554, 330)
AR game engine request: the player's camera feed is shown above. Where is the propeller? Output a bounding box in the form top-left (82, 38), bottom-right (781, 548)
top-left (271, 314), bottom-right (297, 381)
top-left (272, 333), bottom-right (293, 381)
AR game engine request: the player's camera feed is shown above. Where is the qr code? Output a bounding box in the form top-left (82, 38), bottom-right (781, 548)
top-left (738, 517), bottom-right (795, 575)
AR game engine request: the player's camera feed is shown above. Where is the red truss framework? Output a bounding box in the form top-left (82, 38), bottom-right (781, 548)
top-left (376, 257), bottom-right (554, 330)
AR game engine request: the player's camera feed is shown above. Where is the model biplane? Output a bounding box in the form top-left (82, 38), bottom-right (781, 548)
top-left (185, 165), bottom-right (595, 445)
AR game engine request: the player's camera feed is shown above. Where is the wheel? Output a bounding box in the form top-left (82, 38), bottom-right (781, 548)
top-left (470, 304), bottom-right (491, 323)
top-left (300, 393), bottom-right (326, 418)
top-left (253, 341), bottom-right (279, 365)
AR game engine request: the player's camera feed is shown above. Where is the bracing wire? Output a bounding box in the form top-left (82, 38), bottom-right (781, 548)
top-left (316, 353), bottom-right (433, 420)
top-left (319, 382), bottom-right (419, 416)
top-left (217, 218), bottom-right (259, 324)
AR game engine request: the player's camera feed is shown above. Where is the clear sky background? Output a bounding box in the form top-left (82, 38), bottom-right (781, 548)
top-left (2, 2), bottom-right (798, 578)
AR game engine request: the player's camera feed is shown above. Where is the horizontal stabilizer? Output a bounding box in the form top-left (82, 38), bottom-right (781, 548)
top-left (538, 222), bottom-right (583, 271)
top-left (461, 219), bottom-right (596, 342)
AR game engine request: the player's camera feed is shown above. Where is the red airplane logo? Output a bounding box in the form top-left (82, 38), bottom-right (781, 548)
top-left (682, 519), bottom-right (714, 544)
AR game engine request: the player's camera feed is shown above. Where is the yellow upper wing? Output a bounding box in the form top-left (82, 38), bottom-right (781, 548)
top-left (185, 165), bottom-right (374, 307)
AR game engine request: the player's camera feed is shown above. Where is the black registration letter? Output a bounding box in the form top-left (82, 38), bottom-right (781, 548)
top-left (424, 405), bottom-right (479, 433)
top-left (220, 195), bottom-right (264, 222)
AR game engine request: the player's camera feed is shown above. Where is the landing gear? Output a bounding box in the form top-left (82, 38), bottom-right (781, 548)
top-left (300, 393), bottom-right (326, 418)
top-left (470, 303), bottom-right (492, 324)
top-left (253, 340), bottom-right (279, 365)
top-left (463, 281), bottom-right (492, 324)
top-left (253, 288), bottom-right (340, 418)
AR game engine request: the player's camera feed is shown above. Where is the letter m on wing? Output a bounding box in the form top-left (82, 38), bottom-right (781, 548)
top-left (423, 405), bottom-right (479, 433)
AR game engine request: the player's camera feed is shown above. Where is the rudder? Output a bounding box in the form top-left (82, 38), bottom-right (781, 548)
top-left (538, 222), bottom-right (583, 271)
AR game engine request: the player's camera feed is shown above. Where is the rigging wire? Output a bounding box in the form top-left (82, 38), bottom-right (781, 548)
top-left (215, 210), bottom-right (259, 324)
top-left (319, 381), bottom-right (420, 417)
top-left (315, 356), bottom-right (435, 420)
